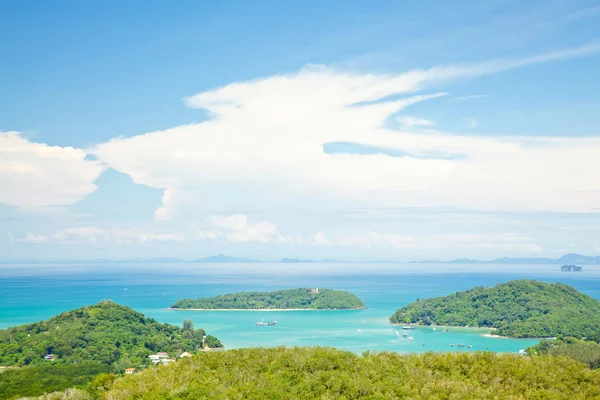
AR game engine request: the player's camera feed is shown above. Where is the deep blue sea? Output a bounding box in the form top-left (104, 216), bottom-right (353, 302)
top-left (1, 262), bottom-right (599, 354)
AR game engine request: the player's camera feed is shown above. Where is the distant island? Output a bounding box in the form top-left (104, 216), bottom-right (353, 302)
top-left (389, 280), bottom-right (600, 338)
top-left (3, 252), bottom-right (600, 264)
top-left (410, 253), bottom-right (600, 265)
top-left (171, 288), bottom-right (366, 310)
top-left (561, 264), bottom-right (583, 271)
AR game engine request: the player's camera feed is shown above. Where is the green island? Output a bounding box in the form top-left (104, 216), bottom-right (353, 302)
top-left (171, 288), bottom-right (366, 310)
top-left (13, 347), bottom-right (600, 399)
top-left (0, 301), bottom-right (222, 399)
top-left (389, 279), bottom-right (600, 339)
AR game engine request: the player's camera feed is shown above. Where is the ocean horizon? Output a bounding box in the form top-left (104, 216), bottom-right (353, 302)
top-left (2, 262), bottom-right (599, 354)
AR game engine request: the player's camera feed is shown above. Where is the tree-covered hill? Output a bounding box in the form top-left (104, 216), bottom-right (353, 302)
top-left (26, 347), bottom-right (600, 399)
top-left (171, 288), bottom-right (366, 310)
top-left (389, 280), bottom-right (600, 339)
top-left (0, 300), bottom-right (222, 368)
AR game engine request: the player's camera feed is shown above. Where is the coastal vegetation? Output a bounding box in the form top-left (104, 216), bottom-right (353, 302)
top-left (18, 347), bottom-right (600, 399)
top-left (528, 337), bottom-right (600, 369)
top-left (0, 363), bottom-right (109, 399)
top-left (0, 301), bottom-right (222, 399)
top-left (171, 288), bottom-right (366, 310)
top-left (389, 280), bottom-right (600, 339)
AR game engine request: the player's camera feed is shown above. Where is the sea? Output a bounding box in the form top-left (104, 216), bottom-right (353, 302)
top-left (1, 262), bottom-right (599, 354)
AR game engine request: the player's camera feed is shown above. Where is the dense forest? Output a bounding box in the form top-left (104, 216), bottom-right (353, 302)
top-left (17, 347), bottom-right (600, 399)
top-left (0, 301), bottom-right (222, 399)
top-left (0, 300), bottom-right (222, 367)
top-left (171, 288), bottom-right (366, 310)
top-left (528, 337), bottom-right (600, 369)
top-left (389, 280), bottom-right (600, 339)
top-left (0, 363), bottom-right (109, 399)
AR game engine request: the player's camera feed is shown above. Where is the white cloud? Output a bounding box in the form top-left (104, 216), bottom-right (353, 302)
top-left (200, 214), bottom-right (292, 243)
top-left (84, 45), bottom-right (600, 220)
top-left (14, 233), bottom-right (48, 244)
top-left (0, 132), bottom-right (104, 208)
top-left (15, 215), bottom-right (290, 246)
top-left (452, 94), bottom-right (488, 101)
top-left (397, 116), bottom-right (435, 128)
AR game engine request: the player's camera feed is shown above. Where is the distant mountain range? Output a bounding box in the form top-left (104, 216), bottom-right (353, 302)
top-left (2, 253), bottom-right (598, 265)
top-left (409, 253), bottom-right (600, 265)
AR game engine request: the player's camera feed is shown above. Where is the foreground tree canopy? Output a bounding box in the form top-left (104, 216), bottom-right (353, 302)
top-left (0, 301), bottom-right (222, 368)
top-left (528, 337), bottom-right (600, 369)
top-left (21, 347), bottom-right (600, 400)
top-left (171, 288), bottom-right (366, 310)
top-left (390, 279), bottom-right (600, 339)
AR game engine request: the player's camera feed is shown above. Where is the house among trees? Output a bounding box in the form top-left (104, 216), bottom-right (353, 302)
top-left (148, 353), bottom-right (170, 363)
top-left (179, 352), bottom-right (192, 358)
top-left (125, 368), bottom-right (135, 375)
top-left (44, 354), bottom-right (55, 361)
top-left (310, 288), bottom-right (320, 294)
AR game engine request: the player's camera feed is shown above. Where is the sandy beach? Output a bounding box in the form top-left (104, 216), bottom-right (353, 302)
top-left (169, 308), bottom-right (362, 311)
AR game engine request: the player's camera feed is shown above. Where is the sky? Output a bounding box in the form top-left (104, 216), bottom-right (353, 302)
top-left (2, 0), bottom-right (600, 261)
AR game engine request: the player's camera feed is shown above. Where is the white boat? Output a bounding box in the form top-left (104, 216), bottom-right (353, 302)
top-left (256, 320), bottom-right (277, 326)
top-left (408, 336), bottom-right (414, 341)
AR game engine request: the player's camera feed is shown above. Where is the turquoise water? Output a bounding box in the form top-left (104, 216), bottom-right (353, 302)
top-left (2, 262), bottom-right (599, 354)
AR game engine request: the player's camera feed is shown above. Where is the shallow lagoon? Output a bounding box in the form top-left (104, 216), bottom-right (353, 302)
top-left (2, 262), bottom-right (598, 353)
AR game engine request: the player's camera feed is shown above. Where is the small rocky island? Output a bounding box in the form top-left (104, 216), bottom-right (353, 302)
top-left (389, 280), bottom-right (600, 338)
top-left (171, 288), bottom-right (366, 310)
top-left (561, 264), bottom-right (582, 271)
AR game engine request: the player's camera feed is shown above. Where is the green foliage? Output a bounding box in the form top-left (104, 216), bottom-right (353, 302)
top-left (92, 347), bottom-right (600, 399)
top-left (0, 363), bottom-right (108, 399)
top-left (204, 335), bottom-right (222, 349)
top-left (528, 338), bottom-right (600, 369)
top-left (0, 300), bottom-right (220, 369)
top-left (389, 280), bottom-right (600, 338)
top-left (16, 388), bottom-right (93, 400)
top-left (171, 288), bottom-right (366, 310)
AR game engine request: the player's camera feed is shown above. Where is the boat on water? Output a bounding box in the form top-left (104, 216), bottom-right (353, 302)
top-left (408, 336), bottom-right (414, 341)
top-left (401, 326), bottom-right (414, 330)
top-left (402, 331), bottom-right (408, 337)
top-left (256, 320), bottom-right (277, 326)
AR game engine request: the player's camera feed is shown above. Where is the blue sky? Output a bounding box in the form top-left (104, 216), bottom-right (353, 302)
top-left (2, 0), bottom-right (600, 261)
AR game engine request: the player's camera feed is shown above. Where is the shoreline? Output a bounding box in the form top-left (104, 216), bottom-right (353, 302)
top-left (390, 323), bottom-right (547, 340)
top-left (169, 307), bottom-right (367, 311)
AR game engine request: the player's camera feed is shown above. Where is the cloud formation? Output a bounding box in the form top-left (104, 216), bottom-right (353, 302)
top-left (14, 215), bottom-right (294, 246)
top-left (0, 132), bottom-right (104, 208)
top-left (89, 46), bottom-right (600, 219)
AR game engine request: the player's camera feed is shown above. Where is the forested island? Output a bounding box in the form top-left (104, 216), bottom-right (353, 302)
top-left (171, 288), bottom-right (366, 310)
top-left (389, 280), bottom-right (600, 339)
top-left (15, 347), bottom-right (600, 399)
top-left (0, 301), bottom-right (222, 399)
